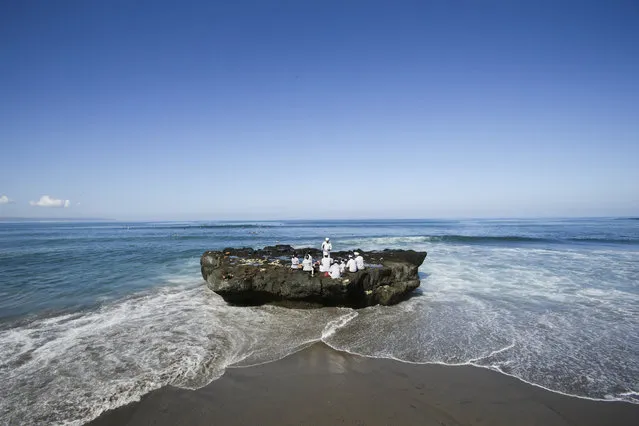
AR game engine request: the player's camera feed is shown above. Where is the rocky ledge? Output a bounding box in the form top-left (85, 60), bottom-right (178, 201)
top-left (200, 245), bottom-right (427, 308)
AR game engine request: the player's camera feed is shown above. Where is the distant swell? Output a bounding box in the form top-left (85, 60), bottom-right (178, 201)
top-left (129, 224), bottom-right (279, 230)
top-left (435, 235), bottom-right (547, 243)
top-left (397, 235), bottom-right (639, 245)
top-left (567, 237), bottom-right (639, 244)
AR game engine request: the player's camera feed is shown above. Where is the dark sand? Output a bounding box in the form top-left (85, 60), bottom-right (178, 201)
top-left (87, 343), bottom-right (638, 426)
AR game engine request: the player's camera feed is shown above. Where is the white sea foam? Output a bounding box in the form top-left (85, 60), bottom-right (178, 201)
top-left (321, 311), bottom-right (359, 340)
top-left (322, 242), bottom-right (639, 403)
top-left (0, 278), bottom-right (350, 425)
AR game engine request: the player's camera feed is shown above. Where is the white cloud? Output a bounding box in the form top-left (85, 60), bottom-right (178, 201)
top-left (30, 195), bottom-right (70, 208)
top-left (0, 195), bottom-right (14, 204)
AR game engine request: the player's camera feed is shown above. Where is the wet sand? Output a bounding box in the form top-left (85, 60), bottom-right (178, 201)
top-left (87, 342), bottom-right (639, 426)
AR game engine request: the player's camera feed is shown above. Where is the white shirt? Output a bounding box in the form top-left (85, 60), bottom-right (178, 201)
top-left (302, 257), bottom-right (313, 271)
top-left (320, 257), bottom-right (332, 272)
top-left (329, 263), bottom-right (341, 279)
top-left (346, 258), bottom-right (357, 272)
top-left (321, 241), bottom-right (332, 255)
top-left (339, 262), bottom-right (346, 274)
top-left (291, 257), bottom-right (300, 269)
top-left (355, 255), bottom-right (364, 270)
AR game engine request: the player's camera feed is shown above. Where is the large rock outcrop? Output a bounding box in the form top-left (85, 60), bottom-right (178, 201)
top-left (200, 245), bottom-right (427, 308)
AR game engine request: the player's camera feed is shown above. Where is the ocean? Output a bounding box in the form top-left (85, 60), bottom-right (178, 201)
top-left (0, 218), bottom-right (637, 425)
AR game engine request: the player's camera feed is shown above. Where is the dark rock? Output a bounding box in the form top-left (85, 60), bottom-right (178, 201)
top-left (200, 245), bottom-right (427, 308)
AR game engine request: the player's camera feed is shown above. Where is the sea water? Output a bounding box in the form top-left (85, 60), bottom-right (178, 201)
top-left (0, 218), bottom-right (637, 424)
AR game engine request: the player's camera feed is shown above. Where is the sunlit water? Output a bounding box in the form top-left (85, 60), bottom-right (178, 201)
top-left (0, 218), bottom-right (637, 424)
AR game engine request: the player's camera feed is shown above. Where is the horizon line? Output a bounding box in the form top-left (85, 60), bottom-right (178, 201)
top-left (0, 216), bottom-right (636, 223)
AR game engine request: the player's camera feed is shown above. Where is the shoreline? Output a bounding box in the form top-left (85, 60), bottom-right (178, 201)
top-left (86, 342), bottom-right (639, 426)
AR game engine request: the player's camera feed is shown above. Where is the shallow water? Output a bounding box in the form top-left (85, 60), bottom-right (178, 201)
top-left (0, 218), bottom-right (637, 424)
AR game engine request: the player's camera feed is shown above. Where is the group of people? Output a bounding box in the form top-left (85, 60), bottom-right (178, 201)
top-left (290, 238), bottom-right (365, 279)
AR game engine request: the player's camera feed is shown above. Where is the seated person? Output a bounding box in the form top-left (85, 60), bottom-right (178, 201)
top-left (346, 254), bottom-right (357, 272)
top-left (302, 253), bottom-right (313, 272)
top-left (319, 254), bottom-right (332, 272)
top-left (291, 253), bottom-right (300, 269)
top-left (339, 258), bottom-right (346, 274)
top-left (329, 261), bottom-right (341, 279)
top-left (354, 251), bottom-right (365, 270)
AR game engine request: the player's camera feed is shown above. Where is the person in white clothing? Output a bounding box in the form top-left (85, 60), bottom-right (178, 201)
top-left (321, 237), bottom-right (332, 256)
top-left (354, 251), bottom-right (365, 270)
top-left (346, 254), bottom-right (357, 272)
top-left (319, 254), bottom-right (332, 272)
top-left (339, 258), bottom-right (346, 274)
top-left (291, 253), bottom-right (300, 269)
top-left (302, 253), bottom-right (313, 273)
top-left (329, 261), bottom-right (341, 279)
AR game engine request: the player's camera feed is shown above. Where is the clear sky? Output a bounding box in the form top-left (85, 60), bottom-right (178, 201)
top-left (1, 0), bottom-right (638, 220)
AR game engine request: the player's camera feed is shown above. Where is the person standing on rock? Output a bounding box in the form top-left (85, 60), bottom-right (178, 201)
top-left (291, 253), bottom-right (300, 269)
top-left (346, 254), bottom-right (358, 273)
top-left (321, 237), bottom-right (332, 257)
top-left (354, 251), bottom-right (365, 270)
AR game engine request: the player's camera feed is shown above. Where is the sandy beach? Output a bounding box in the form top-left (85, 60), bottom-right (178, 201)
top-left (87, 342), bottom-right (639, 426)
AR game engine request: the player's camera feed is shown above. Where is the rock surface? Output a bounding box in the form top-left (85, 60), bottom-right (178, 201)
top-left (200, 245), bottom-right (427, 308)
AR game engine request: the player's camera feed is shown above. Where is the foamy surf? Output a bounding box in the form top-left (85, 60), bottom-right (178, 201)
top-left (0, 281), bottom-right (351, 425)
top-left (323, 243), bottom-right (639, 403)
top-left (321, 311), bottom-right (359, 340)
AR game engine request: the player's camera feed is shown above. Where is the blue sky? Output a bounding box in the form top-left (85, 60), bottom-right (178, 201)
top-left (1, 0), bottom-right (638, 220)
